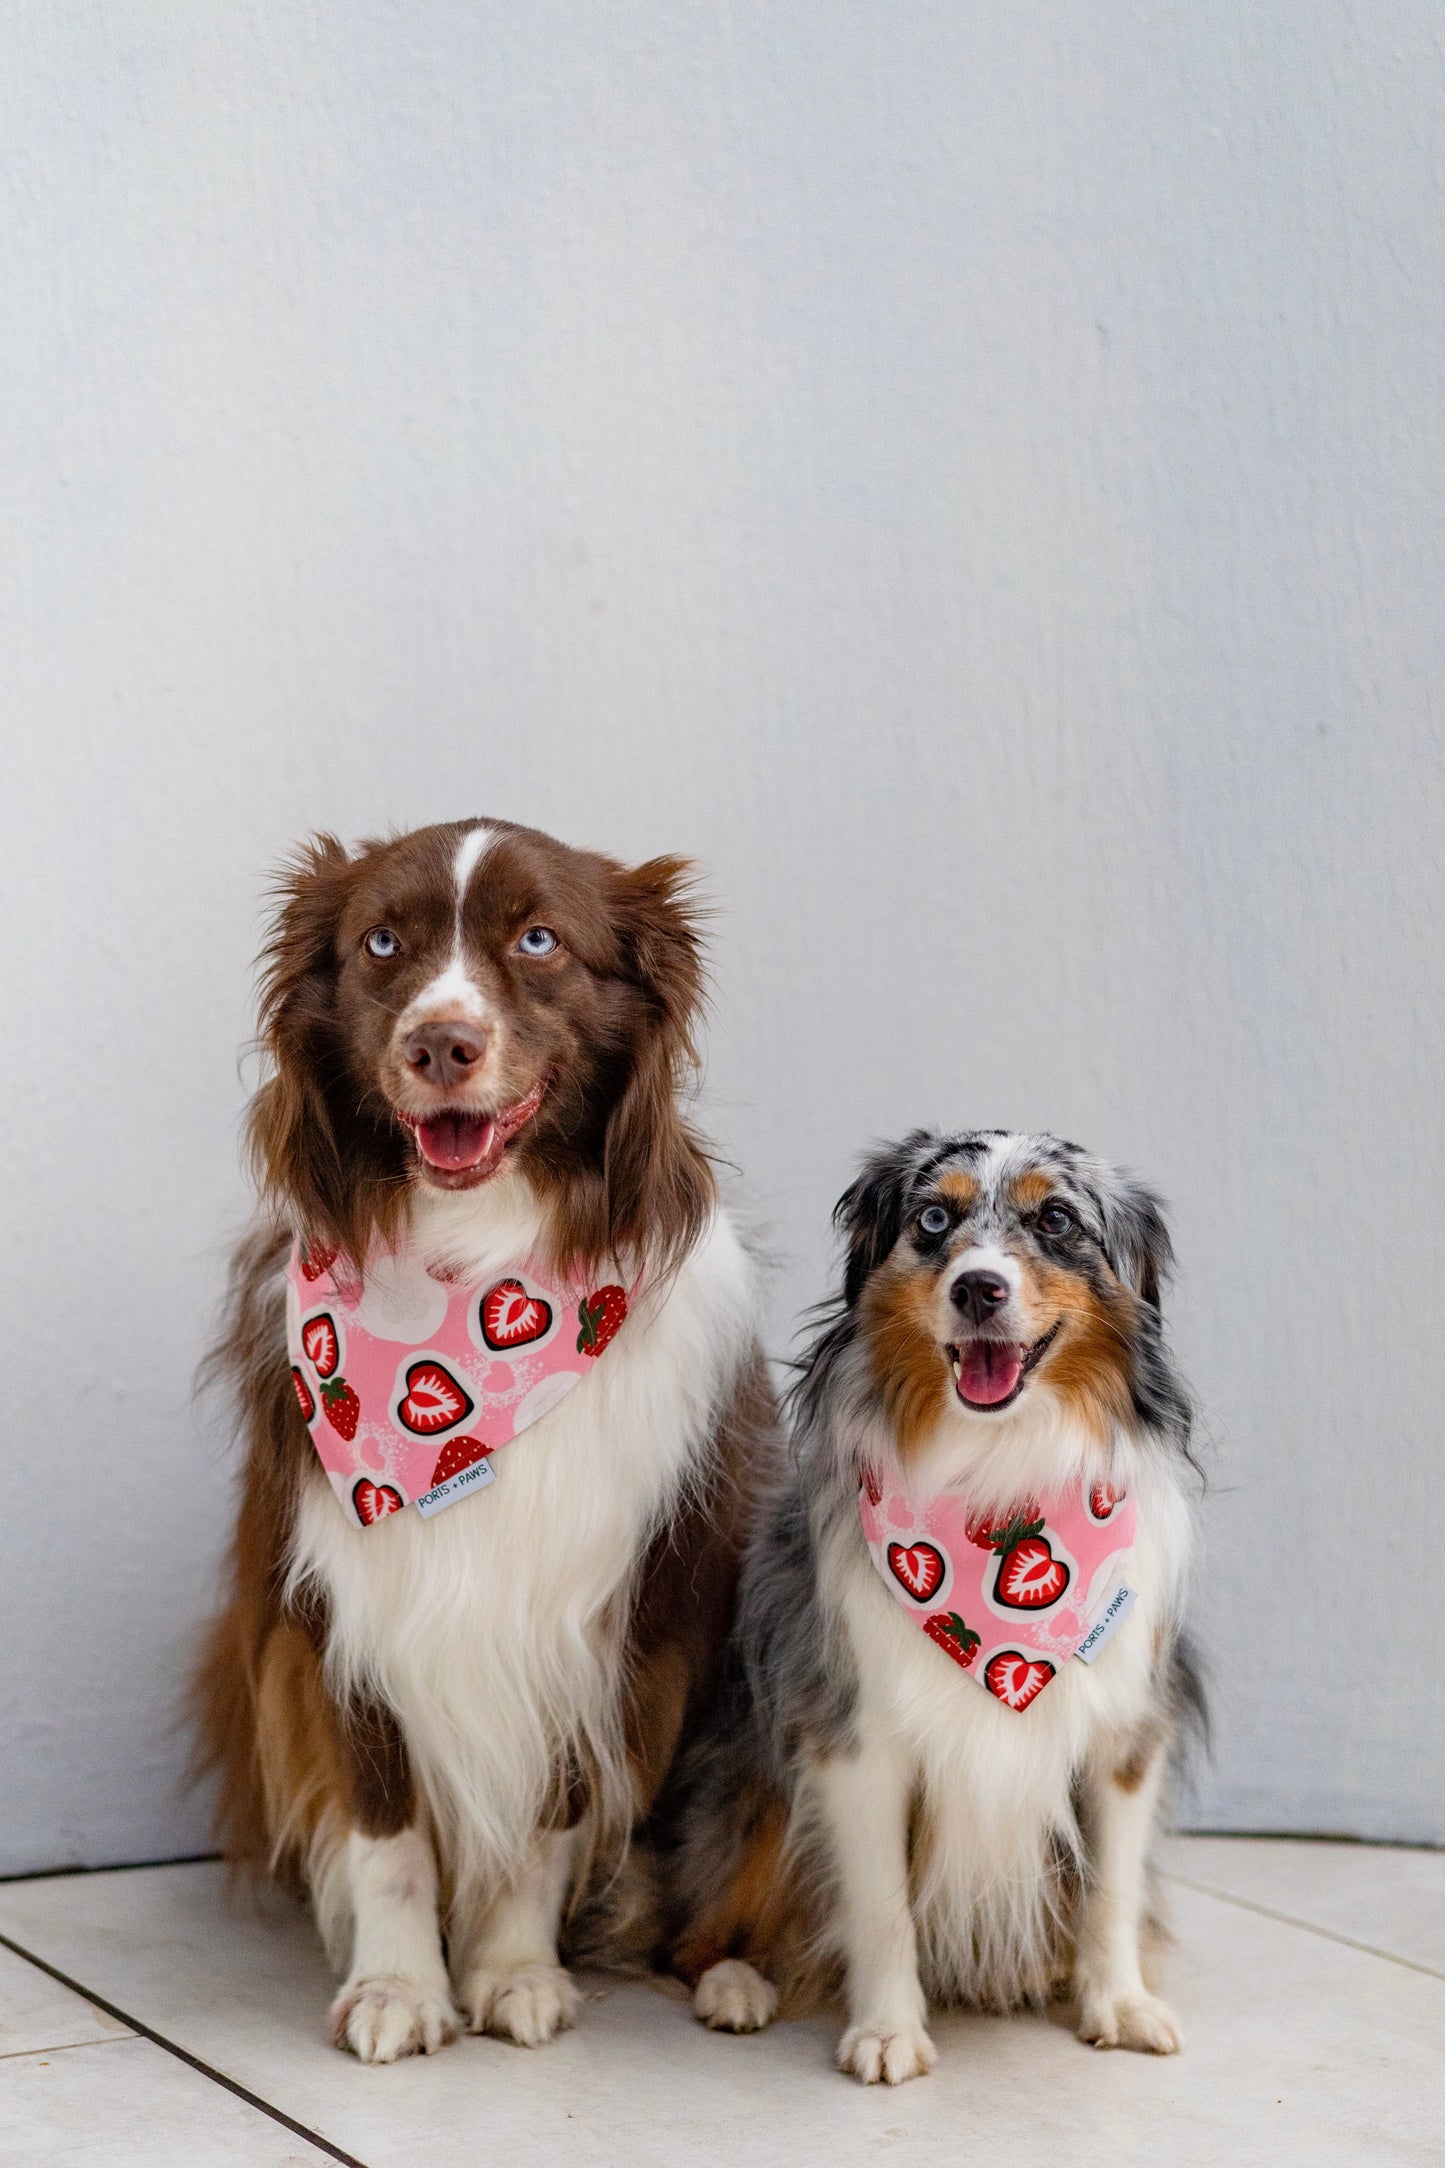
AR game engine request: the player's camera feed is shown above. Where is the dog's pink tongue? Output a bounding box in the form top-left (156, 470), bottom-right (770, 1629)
top-left (956, 1341), bottom-right (1026, 1406)
top-left (415, 1112), bottom-right (499, 1172)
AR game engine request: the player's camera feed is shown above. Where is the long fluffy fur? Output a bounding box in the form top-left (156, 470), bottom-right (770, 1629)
top-left (192, 818), bottom-right (779, 2056)
top-left (671, 1128), bottom-right (1204, 2048)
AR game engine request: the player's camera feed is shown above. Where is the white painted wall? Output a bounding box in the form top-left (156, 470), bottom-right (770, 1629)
top-left (3, 2), bottom-right (1441, 1871)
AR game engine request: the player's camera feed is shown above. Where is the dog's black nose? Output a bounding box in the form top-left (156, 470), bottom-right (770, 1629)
top-left (403, 1020), bottom-right (488, 1085)
top-left (950, 1270), bottom-right (1011, 1325)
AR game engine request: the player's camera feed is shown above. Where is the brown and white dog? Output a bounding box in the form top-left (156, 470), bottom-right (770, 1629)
top-left (193, 818), bottom-right (777, 2061)
top-left (670, 1129), bottom-right (1204, 2083)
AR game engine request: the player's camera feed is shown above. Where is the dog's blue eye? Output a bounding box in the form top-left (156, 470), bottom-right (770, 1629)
top-left (918, 1205), bottom-right (951, 1238)
top-left (364, 927), bottom-right (400, 959)
top-left (517, 927), bottom-right (559, 957)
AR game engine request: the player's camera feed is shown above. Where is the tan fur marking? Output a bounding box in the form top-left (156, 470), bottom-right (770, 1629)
top-left (1113, 1720), bottom-right (1165, 1794)
top-left (1008, 1170), bottom-right (1055, 1210)
top-left (1025, 1256), bottom-right (1133, 1442)
top-left (672, 1794), bottom-right (820, 2001)
top-left (936, 1171), bottom-right (979, 1209)
top-left (861, 1259), bottom-right (950, 1462)
top-left (254, 1622), bottom-right (350, 1885)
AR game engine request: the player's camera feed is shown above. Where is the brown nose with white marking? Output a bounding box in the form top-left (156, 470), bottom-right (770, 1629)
top-left (403, 1019), bottom-right (488, 1088)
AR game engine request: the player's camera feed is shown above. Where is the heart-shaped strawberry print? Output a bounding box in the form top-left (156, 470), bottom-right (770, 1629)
top-left (301, 1313), bottom-right (340, 1379)
top-left (984, 1650), bottom-right (1055, 1711)
top-left (429, 1434), bottom-right (492, 1489)
top-left (480, 1278), bottom-right (553, 1351)
top-left (353, 1477), bottom-right (405, 1525)
top-left (886, 1539), bottom-right (946, 1604)
top-left (397, 1359), bottom-right (474, 1436)
top-left (290, 1366), bottom-right (316, 1423)
top-left (994, 1534), bottom-right (1070, 1610)
top-left (299, 1240), bottom-right (338, 1283)
top-left (1088, 1480), bottom-right (1126, 1522)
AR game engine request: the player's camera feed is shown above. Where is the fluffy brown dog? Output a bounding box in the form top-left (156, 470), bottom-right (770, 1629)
top-left (193, 818), bottom-right (776, 2060)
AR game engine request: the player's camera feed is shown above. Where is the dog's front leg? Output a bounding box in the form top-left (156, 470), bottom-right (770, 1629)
top-left (812, 1745), bottom-right (936, 2085)
top-left (1074, 1735), bottom-right (1182, 2053)
top-left (456, 1826), bottom-right (581, 2046)
top-left (324, 1696), bottom-right (458, 2063)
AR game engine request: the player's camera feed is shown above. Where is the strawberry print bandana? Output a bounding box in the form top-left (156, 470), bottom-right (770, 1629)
top-left (286, 1238), bottom-right (636, 1528)
top-left (859, 1468), bottom-right (1137, 1711)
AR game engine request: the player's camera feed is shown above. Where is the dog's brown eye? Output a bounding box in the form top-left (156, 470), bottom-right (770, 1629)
top-left (516, 926), bottom-right (559, 957)
top-left (364, 927), bottom-right (401, 960)
top-left (1037, 1201), bottom-right (1075, 1237)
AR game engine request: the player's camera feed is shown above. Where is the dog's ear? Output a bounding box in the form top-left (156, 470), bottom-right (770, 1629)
top-left (835, 1133), bottom-right (933, 1306)
top-left (1096, 1170), bottom-right (1175, 1311)
top-left (600, 856), bottom-right (715, 1271)
top-left (246, 834), bottom-right (361, 1253)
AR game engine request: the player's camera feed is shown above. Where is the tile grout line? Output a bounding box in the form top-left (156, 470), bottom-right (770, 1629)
top-left (0, 2033), bottom-right (135, 2062)
top-left (1159, 1873), bottom-right (1445, 1982)
top-left (0, 1928), bottom-right (369, 2168)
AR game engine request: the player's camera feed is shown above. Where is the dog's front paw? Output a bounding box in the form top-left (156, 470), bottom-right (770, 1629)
top-left (1077, 1986), bottom-right (1182, 2054)
top-left (836, 2018), bottom-right (937, 2085)
top-left (329, 1973), bottom-right (458, 2062)
top-left (693, 1959), bottom-right (779, 2033)
top-left (462, 1962), bottom-right (579, 2047)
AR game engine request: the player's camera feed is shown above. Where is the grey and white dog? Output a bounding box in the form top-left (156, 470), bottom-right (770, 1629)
top-left (670, 1128), bottom-right (1204, 2084)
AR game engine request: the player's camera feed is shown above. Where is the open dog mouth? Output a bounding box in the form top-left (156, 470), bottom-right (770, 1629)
top-left (947, 1320), bottom-right (1061, 1411)
top-left (396, 1077), bottom-right (547, 1186)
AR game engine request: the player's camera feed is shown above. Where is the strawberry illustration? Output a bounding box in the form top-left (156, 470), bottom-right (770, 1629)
top-left (429, 1434), bottom-right (492, 1489)
top-left (301, 1313), bottom-right (340, 1379)
top-left (886, 1539), bottom-right (946, 1604)
top-left (320, 1375), bottom-right (360, 1441)
top-left (353, 1477), bottom-right (404, 1525)
top-left (969, 1510), bottom-right (1072, 1611)
top-left (965, 1498), bottom-right (1041, 1548)
top-left (995, 1533), bottom-right (1070, 1610)
top-left (299, 1240), bottom-right (338, 1283)
top-left (397, 1359), bottom-right (474, 1436)
top-left (577, 1285), bottom-right (627, 1357)
top-left (923, 1612), bottom-right (981, 1670)
top-left (290, 1366), bottom-right (316, 1423)
top-left (861, 1465), bottom-right (883, 1508)
top-left (480, 1278), bottom-right (553, 1351)
top-left (984, 1650), bottom-right (1055, 1711)
top-left (1089, 1480), bottom-right (1126, 1522)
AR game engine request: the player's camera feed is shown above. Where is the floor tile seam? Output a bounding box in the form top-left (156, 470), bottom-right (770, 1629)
top-left (0, 2031), bottom-right (136, 2062)
top-left (0, 1927), bottom-right (369, 2166)
top-left (1160, 1872), bottom-right (1445, 1982)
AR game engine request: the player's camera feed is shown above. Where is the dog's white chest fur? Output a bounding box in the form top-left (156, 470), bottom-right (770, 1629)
top-left (289, 1198), bottom-right (756, 1904)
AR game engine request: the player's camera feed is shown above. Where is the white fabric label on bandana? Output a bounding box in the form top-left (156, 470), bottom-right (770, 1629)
top-left (415, 1456), bottom-right (499, 1519)
top-left (1073, 1582), bottom-right (1138, 1664)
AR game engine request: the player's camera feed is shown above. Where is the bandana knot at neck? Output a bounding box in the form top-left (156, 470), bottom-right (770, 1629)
top-left (286, 1236), bottom-right (639, 1527)
top-left (859, 1465), bottom-right (1137, 1711)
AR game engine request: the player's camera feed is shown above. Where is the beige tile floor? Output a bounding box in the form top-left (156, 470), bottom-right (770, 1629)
top-left (0, 1836), bottom-right (1440, 2167)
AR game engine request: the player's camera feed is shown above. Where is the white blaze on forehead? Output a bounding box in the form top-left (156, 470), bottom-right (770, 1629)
top-left (453, 822), bottom-right (499, 911)
top-left (402, 824), bottom-right (504, 1028)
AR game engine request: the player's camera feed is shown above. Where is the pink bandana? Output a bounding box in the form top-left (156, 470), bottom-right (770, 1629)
top-left (859, 1468), bottom-right (1137, 1711)
top-left (285, 1238), bottom-right (636, 1528)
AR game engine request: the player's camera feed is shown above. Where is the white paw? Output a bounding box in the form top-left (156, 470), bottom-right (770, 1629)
top-left (462, 1962), bottom-right (579, 2047)
top-left (836, 2018), bottom-right (937, 2086)
top-left (1077, 1986), bottom-right (1183, 2054)
top-left (329, 1973), bottom-right (458, 2062)
top-left (693, 1959), bottom-right (779, 2033)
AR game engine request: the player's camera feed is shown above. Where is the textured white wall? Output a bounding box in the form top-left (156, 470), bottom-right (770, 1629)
top-left (3, 2), bottom-right (1442, 1871)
